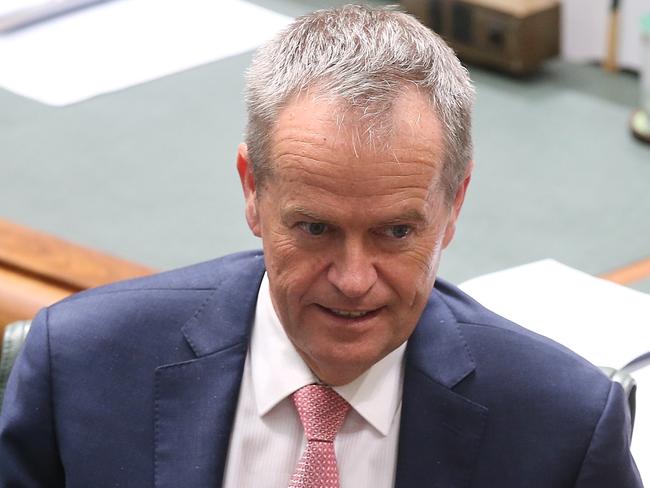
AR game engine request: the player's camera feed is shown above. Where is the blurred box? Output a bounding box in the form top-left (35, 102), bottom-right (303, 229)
top-left (401, 0), bottom-right (560, 74)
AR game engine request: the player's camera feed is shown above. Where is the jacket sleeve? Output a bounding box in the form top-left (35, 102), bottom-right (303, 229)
top-left (0, 308), bottom-right (65, 487)
top-left (574, 380), bottom-right (643, 487)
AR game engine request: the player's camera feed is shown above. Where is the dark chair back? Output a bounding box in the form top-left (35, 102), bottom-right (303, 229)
top-left (0, 320), bottom-right (32, 407)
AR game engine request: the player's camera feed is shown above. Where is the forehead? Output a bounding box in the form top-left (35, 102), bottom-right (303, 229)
top-left (268, 88), bottom-right (445, 190)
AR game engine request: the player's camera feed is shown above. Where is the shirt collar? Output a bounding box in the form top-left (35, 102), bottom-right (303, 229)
top-left (250, 273), bottom-right (406, 436)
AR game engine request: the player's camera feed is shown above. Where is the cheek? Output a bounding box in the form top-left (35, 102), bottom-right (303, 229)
top-left (263, 236), bottom-right (298, 295)
top-left (407, 237), bottom-right (443, 280)
top-left (263, 233), bottom-right (328, 304)
top-left (383, 239), bottom-right (443, 305)
top-left (264, 231), bottom-right (296, 265)
top-left (410, 244), bottom-right (438, 276)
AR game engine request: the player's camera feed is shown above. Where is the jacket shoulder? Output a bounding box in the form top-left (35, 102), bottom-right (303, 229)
top-left (433, 277), bottom-right (614, 414)
top-left (42, 250), bottom-right (264, 354)
top-left (434, 277), bottom-right (603, 371)
top-left (432, 279), bottom-right (639, 486)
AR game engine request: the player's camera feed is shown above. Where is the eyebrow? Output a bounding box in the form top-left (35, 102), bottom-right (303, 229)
top-left (282, 206), bottom-right (427, 225)
top-left (281, 206), bottom-right (330, 223)
top-left (382, 209), bottom-right (428, 224)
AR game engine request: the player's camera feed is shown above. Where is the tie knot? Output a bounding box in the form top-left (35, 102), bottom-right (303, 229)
top-left (291, 384), bottom-right (350, 442)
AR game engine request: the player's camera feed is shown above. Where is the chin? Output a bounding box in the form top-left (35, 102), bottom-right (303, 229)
top-left (306, 343), bottom-right (391, 385)
top-left (314, 364), bottom-right (368, 386)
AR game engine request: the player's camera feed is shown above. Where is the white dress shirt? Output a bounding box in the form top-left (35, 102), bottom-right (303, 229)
top-left (222, 273), bottom-right (406, 488)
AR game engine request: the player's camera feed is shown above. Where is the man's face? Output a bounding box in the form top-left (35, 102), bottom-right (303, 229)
top-left (238, 89), bottom-right (471, 385)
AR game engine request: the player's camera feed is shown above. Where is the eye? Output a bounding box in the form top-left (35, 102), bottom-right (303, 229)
top-left (298, 222), bottom-right (329, 236)
top-left (383, 224), bottom-right (412, 239)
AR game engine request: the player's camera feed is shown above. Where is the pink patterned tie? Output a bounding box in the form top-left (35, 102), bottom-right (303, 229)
top-left (288, 384), bottom-right (351, 488)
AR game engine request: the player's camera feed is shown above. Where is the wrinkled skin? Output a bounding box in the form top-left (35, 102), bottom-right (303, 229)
top-left (238, 88), bottom-right (472, 385)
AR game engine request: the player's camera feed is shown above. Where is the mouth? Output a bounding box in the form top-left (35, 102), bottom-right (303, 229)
top-left (317, 305), bottom-right (383, 321)
top-left (330, 308), bottom-right (372, 318)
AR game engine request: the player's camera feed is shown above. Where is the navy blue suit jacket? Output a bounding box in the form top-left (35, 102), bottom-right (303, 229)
top-left (0, 251), bottom-right (642, 487)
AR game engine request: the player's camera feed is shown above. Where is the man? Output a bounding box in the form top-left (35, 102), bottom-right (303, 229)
top-left (0, 5), bottom-right (642, 487)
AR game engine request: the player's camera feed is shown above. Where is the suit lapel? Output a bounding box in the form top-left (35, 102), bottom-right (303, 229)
top-left (153, 253), bottom-right (265, 488)
top-left (395, 288), bottom-right (488, 488)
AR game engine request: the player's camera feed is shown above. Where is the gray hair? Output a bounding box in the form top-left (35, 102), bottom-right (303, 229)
top-left (244, 4), bottom-right (474, 200)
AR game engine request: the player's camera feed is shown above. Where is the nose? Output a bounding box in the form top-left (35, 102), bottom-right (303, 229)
top-left (327, 237), bottom-right (378, 298)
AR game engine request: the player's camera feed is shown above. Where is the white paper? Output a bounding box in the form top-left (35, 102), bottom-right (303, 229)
top-left (561, 0), bottom-right (650, 71)
top-left (459, 259), bottom-right (650, 482)
top-left (0, 0), bottom-right (292, 105)
top-left (0, 0), bottom-right (57, 16)
top-left (0, 0), bottom-right (109, 32)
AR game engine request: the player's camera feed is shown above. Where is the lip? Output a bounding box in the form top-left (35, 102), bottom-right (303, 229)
top-left (315, 304), bottom-right (384, 324)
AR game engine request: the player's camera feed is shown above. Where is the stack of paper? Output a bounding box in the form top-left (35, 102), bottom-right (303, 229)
top-left (0, 0), bottom-right (108, 32)
top-left (0, 0), bottom-right (292, 105)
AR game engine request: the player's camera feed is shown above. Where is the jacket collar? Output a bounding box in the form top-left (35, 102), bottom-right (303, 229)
top-left (406, 283), bottom-right (477, 388)
top-left (153, 252), bottom-right (265, 488)
top-left (395, 284), bottom-right (488, 488)
top-left (181, 251), bottom-right (265, 357)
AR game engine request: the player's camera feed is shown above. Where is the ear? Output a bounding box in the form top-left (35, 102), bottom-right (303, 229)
top-left (442, 160), bottom-right (473, 249)
top-left (236, 143), bottom-right (261, 237)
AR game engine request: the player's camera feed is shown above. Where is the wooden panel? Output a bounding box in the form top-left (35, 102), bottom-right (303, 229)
top-left (601, 257), bottom-right (650, 285)
top-left (0, 219), bottom-right (155, 331)
top-left (0, 219), bottom-right (153, 291)
top-left (0, 268), bottom-right (72, 325)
